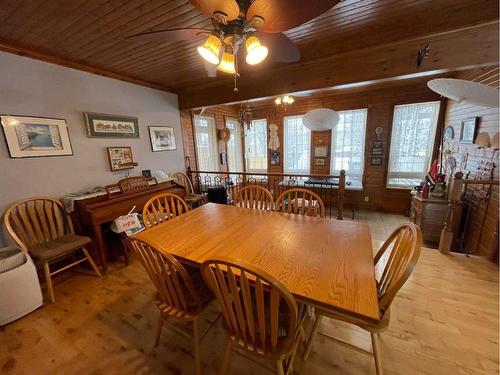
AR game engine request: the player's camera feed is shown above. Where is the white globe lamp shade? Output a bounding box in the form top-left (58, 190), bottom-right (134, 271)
top-left (427, 78), bottom-right (499, 108)
top-left (302, 108), bottom-right (340, 131)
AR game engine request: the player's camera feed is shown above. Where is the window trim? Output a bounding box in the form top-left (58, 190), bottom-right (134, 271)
top-left (385, 100), bottom-right (441, 189)
top-left (225, 116), bottom-right (244, 173)
top-left (244, 118), bottom-right (268, 174)
top-left (283, 114), bottom-right (311, 175)
top-left (193, 114), bottom-right (218, 172)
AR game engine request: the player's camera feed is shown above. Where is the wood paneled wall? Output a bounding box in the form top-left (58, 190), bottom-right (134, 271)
top-left (181, 80), bottom-right (443, 214)
top-left (443, 67), bottom-right (499, 260)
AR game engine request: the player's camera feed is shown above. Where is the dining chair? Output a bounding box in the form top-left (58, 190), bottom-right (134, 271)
top-left (275, 188), bottom-right (325, 218)
top-left (171, 171), bottom-right (208, 209)
top-left (3, 196), bottom-right (101, 303)
top-left (201, 257), bottom-right (306, 375)
top-left (303, 223), bottom-right (422, 375)
top-left (142, 192), bottom-right (189, 229)
top-left (128, 238), bottom-right (213, 375)
top-left (234, 185), bottom-right (274, 211)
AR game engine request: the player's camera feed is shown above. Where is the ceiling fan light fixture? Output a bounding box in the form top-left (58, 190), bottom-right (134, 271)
top-left (245, 35), bottom-right (268, 65)
top-left (217, 49), bottom-right (236, 74)
top-left (197, 34), bottom-right (222, 65)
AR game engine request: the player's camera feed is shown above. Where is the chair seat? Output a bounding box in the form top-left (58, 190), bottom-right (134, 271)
top-left (29, 234), bottom-right (92, 261)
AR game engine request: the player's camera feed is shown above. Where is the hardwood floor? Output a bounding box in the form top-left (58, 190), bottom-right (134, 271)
top-left (1, 212), bottom-right (498, 375)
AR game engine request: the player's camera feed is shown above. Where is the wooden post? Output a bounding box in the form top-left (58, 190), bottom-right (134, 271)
top-left (337, 170), bottom-right (346, 220)
top-left (439, 172), bottom-right (465, 254)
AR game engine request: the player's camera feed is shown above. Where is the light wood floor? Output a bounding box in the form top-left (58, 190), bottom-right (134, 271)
top-left (1, 212), bottom-right (498, 375)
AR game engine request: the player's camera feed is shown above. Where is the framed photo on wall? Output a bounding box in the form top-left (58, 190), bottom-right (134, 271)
top-left (84, 112), bottom-right (139, 138)
top-left (371, 147), bottom-right (383, 156)
top-left (370, 157), bottom-right (383, 165)
top-left (106, 146), bottom-right (135, 171)
top-left (460, 117), bottom-right (479, 144)
top-left (148, 126), bottom-right (176, 151)
top-left (314, 145), bottom-right (328, 157)
top-left (315, 158), bottom-right (326, 166)
top-left (1, 115), bottom-right (73, 158)
top-left (270, 151), bottom-right (280, 165)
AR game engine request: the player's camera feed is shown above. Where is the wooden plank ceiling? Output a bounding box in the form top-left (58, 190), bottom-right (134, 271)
top-left (0, 0), bottom-right (498, 108)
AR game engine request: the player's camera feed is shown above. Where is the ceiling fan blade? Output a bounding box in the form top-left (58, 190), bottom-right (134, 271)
top-left (256, 32), bottom-right (300, 63)
top-left (247, 0), bottom-right (339, 33)
top-left (190, 0), bottom-right (240, 20)
top-left (127, 28), bottom-right (210, 42)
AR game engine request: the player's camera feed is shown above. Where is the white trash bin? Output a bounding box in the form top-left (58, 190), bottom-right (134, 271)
top-left (0, 246), bottom-right (43, 326)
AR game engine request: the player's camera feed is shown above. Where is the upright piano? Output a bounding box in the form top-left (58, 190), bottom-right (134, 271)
top-left (72, 180), bottom-right (185, 273)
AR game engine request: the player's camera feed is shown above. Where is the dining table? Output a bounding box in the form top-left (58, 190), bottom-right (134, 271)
top-left (133, 203), bottom-right (380, 325)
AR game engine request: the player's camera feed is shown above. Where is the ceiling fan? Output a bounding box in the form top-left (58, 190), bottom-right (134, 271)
top-left (128, 0), bottom-right (339, 91)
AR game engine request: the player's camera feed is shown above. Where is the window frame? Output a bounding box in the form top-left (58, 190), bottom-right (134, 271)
top-left (329, 108), bottom-right (368, 187)
top-left (225, 116), bottom-right (244, 173)
top-left (283, 114), bottom-right (312, 175)
top-left (193, 114), bottom-right (219, 172)
top-left (244, 118), bottom-right (268, 174)
top-left (386, 101), bottom-right (441, 189)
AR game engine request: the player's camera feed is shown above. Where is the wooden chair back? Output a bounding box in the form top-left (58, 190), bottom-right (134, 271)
top-left (142, 193), bottom-right (189, 229)
top-left (375, 223), bottom-right (422, 313)
top-left (201, 257), bottom-right (298, 356)
top-left (275, 188), bottom-right (325, 218)
top-left (3, 197), bottom-right (73, 252)
top-left (171, 171), bottom-right (195, 194)
top-left (234, 185), bottom-right (274, 210)
top-left (128, 238), bottom-right (203, 315)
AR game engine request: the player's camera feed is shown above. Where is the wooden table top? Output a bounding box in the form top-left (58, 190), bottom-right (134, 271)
top-left (134, 203), bottom-right (379, 324)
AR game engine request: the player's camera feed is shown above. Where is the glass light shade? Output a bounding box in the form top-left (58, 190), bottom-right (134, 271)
top-left (274, 97), bottom-right (282, 105)
top-left (197, 35), bottom-right (221, 65)
top-left (217, 51), bottom-right (236, 74)
top-left (245, 36), bottom-right (268, 65)
top-left (303, 108), bottom-right (340, 131)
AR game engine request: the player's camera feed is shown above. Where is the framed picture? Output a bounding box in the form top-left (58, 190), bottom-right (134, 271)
top-left (315, 158), bottom-right (326, 166)
top-left (370, 157), bottom-right (383, 165)
top-left (270, 151), bottom-right (280, 165)
top-left (1, 115), bottom-right (73, 158)
top-left (142, 169), bottom-right (152, 178)
top-left (372, 140), bottom-right (383, 148)
top-left (220, 152), bottom-right (227, 165)
top-left (314, 145), bottom-right (328, 157)
top-left (460, 117), bottom-right (479, 144)
top-left (371, 147), bottom-right (383, 156)
top-left (84, 112), bottom-right (139, 138)
top-left (107, 146), bottom-right (135, 171)
top-left (148, 126), bottom-right (176, 151)
top-left (443, 126), bottom-right (454, 140)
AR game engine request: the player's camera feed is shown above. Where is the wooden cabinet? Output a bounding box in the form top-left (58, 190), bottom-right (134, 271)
top-left (410, 195), bottom-right (448, 246)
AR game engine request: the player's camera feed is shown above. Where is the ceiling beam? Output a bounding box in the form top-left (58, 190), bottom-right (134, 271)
top-left (0, 40), bottom-right (174, 93)
top-left (178, 22), bottom-right (499, 109)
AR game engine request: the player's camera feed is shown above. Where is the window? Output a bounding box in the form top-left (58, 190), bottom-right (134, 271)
top-left (225, 117), bottom-right (244, 172)
top-left (387, 101), bottom-right (440, 188)
top-left (284, 115), bottom-right (311, 174)
top-left (330, 109), bottom-right (368, 186)
top-left (245, 119), bottom-right (268, 173)
top-left (193, 115), bottom-right (218, 172)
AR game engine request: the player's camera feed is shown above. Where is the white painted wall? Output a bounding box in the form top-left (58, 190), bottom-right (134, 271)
top-left (0, 52), bottom-right (185, 244)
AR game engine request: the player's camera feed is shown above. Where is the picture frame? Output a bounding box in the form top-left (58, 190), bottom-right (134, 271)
top-left (84, 112), bottom-right (139, 138)
top-left (106, 146), bottom-right (135, 171)
top-left (314, 145), bottom-right (328, 157)
top-left (142, 169), bottom-right (152, 178)
top-left (460, 117), bottom-right (479, 144)
top-left (270, 151), bottom-right (280, 165)
top-left (443, 126), bottom-right (454, 140)
top-left (370, 157), bottom-right (383, 165)
top-left (371, 147), bottom-right (383, 156)
top-left (315, 158), bottom-right (326, 166)
top-left (220, 152), bottom-right (227, 165)
top-left (1, 115), bottom-right (73, 158)
top-left (372, 140), bottom-right (383, 148)
top-left (148, 126), bottom-right (176, 151)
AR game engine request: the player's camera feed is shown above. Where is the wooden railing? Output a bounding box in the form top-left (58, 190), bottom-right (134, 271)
top-left (187, 170), bottom-right (346, 220)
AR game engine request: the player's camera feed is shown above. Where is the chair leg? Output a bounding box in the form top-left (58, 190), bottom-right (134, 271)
top-left (193, 318), bottom-right (201, 375)
top-left (154, 311), bottom-right (163, 348)
top-left (43, 262), bottom-right (55, 303)
top-left (220, 340), bottom-right (232, 375)
top-left (371, 332), bottom-right (383, 375)
top-left (82, 247), bottom-right (102, 277)
top-left (304, 314), bottom-right (323, 360)
top-left (276, 360), bottom-right (285, 375)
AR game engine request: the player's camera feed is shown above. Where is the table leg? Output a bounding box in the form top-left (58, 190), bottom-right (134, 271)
top-left (93, 224), bottom-right (108, 274)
